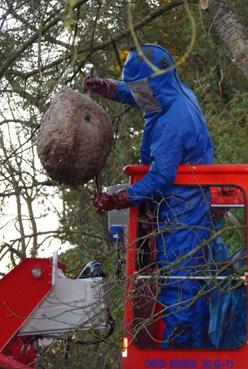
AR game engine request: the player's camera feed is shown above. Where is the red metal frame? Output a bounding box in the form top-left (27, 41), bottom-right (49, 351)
top-left (122, 164), bottom-right (248, 369)
top-left (0, 258), bottom-right (53, 369)
top-left (0, 352), bottom-right (34, 369)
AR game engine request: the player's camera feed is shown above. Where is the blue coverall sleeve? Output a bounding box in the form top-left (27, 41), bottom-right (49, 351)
top-left (114, 81), bottom-right (138, 107)
top-left (128, 119), bottom-right (184, 204)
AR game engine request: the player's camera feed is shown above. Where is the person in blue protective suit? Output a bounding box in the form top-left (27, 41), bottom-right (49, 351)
top-left (84, 44), bottom-right (214, 349)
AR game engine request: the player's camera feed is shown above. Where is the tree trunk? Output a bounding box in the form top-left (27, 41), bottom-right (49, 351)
top-left (209, 0), bottom-right (248, 80)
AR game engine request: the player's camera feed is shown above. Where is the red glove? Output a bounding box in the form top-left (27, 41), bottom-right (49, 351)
top-left (92, 189), bottom-right (132, 214)
top-left (83, 77), bottom-right (118, 100)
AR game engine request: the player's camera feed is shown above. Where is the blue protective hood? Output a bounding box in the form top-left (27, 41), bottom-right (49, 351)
top-left (122, 44), bottom-right (199, 113)
top-left (122, 44), bottom-right (175, 83)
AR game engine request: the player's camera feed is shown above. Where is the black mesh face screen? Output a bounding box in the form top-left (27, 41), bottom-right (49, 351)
top-left (126, 78), bottom-right (162, 113)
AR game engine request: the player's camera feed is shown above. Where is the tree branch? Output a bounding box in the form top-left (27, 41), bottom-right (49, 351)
top-left (0, 0), bottom-right (90, 79)
top-left (209, 0), bottom-right (248, 80)
top-left (11, 0), bottom-right (198, 79)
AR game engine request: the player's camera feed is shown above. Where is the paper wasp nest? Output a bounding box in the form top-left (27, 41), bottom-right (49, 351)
top-left (37, 86), bottom-right (113, 187)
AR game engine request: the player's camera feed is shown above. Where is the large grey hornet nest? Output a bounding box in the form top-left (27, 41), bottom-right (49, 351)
top-left (37, 86), bottom-right (113, 187)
